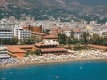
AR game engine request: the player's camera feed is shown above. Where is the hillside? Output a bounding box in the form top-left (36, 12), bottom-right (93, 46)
top-left (0, 0), bottom-right (107, 23)
top-left (23, 0), bottom-right (107, 15)
top-left (0, 0), bottom-right (107, 15)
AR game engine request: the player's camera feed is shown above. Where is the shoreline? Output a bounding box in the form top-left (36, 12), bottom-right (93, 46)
top-left (0, 57), bottom-right (106, 69)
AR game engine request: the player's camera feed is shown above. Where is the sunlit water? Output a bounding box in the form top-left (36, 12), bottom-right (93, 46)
top-left (0, 60), bottom-right (107, 80)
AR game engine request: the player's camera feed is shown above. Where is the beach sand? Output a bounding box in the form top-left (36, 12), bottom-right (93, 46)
top-left (0, 57), bottom-right (105, 68)
top-left (1, 49), bottom-right (107, 68)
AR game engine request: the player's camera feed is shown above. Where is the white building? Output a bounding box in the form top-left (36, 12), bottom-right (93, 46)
top-left (43, 34), bottom-right (59, 45)
top-left (90, 21), bottom-right (97, 25)
top-left (0, 45), bottom-right (10, 59)
top-left (73, 29), bottom-right (83, 40)
top-left (13, 25), bottom-right (31, 40)
top-left (18, 29), bottom-right (31, 40)
top-left (0, 28), bottom-right (13, 39)
top-left (13, 25), bottom-right (23, 37)
top-left (63, 31), bottom-right (71, 37)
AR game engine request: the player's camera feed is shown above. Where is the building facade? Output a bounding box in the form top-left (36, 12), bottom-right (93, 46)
top-left (0, 28), bottom-right (13, 39)
top-left (35, 34), bottom-right (69, 55)
top-left (23, 25), bottom-right (42, 33)
top-left (13, 25), bottom-right (31, 40)
top-left (0, 45), bottom-right (10, 59)
top-left (42, 34), bottom-right (59, 45)
top-left (18, 29), bottom-right (31, 40)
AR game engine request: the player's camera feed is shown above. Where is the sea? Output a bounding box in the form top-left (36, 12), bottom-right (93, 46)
top-left (0, 60), bottom-right (107, 80)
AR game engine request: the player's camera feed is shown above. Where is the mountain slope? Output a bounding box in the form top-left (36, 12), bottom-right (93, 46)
top-left (0, 0), bottom-right (107, 22)
top-left (0, 0), bottom-right (107, 15)
top-left (25, 0), bottom-right (107, 15)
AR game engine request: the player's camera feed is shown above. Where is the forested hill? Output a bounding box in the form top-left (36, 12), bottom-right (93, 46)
top-left (0, 0), bottom-right (107, 15)
top-left (0, 0), bottom-right (107, 22)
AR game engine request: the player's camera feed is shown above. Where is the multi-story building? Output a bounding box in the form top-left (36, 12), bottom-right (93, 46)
top-left (42, 34), bottom-right (59, 45)
top-left (13, 25), bottom-right (31, 40)
top-left (13, 25), bottom-right (23, 37)
top-left (35, 34), bottom-right (69, 55)
top-left (50, 26), bottom-right (83, 39)
top-left (0, 45), bottom-right (10, 59)
top-left (0, 28), bottom-right (13, 39)
top-left (50, 27), bottom-right (71, 36)
top-left (18, 29), bottom-right (31, 40)
top-left (23, 25), bottom-right (42, 33)
top-left (73, 29), bottom-right (83, 40)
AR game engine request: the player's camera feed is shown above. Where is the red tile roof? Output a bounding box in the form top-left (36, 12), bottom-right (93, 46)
top-left (32, 32), bottom-right (46, 35)
top-left (14, 53), bottom-right (25, 58)
top-left (41, 48), bottom-right (66, 52)
top-left (73, 29), bottom-right (82, 33)
top-left (35, 43), bottom-right (58, 47)
top-left (60, 28), bottom-right (71, 31)
top-left (17, 45), bottom-right (35, 48)
top-left (43, 34), bottom-right (58, 39)
top-left (87, 44), bottom-right (107, 49)
top-left (7, 46), bottom-right (26, 53)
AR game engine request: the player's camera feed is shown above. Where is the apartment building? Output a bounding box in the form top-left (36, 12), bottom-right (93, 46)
top-left (18, 29), bottom-right (31, 40)
top-left (0, 28), bottom-right (13, 39)
top-left (13, 25), bottom-right (31, 40)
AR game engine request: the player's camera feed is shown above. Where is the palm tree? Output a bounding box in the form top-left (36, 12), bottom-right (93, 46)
top-left (58, 33), bottom-right (67, 45)
top-left (82, 32), bottom-right (89, 45)
top-left (89, 34), bottom-right (102, 45)
top-left (30, 35), bottom-right (37, 44)
top-left (70, 29), bottom-right (74, 40)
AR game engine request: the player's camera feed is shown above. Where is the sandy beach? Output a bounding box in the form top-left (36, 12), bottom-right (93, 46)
top-left (0, 56), bottom-right (105, 68)
top-left (0, 50), bottom-right (107, 68)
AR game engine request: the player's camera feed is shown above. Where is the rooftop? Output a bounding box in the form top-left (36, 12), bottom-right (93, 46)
top-left (7, 46), bottom-right (26, 53)
top-left (43, 34), bottom-right (58, 39)
top-left (73, 29), bottom-right (83, 33)
top-left (35, 43), bottom-right (58, 47)
top-left (87, 44), bottom-right (107, 50)
top-left (41, 48), bottom-right (67, 52)
top-left (32, 32), bottom-right (46, 35)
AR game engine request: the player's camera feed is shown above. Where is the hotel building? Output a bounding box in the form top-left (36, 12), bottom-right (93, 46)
top-left (0, 28), bottom-right (13, 39)
top-left (0, 45), bottom-right (10, 59)
top-left (18, 29), bottom-right (31, 40)
top-left (13, 25), bottom-right (31, 40)
top-left (35, 34), bottom-right (68, 55)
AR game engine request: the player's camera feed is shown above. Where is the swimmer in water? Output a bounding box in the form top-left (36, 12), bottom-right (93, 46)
top-left (80, 67), bottom-right (82, 69)
top-left (55, 76), bottom-right (59, 78)
top-left (10, 72), bottom-right (13, 74)
top-left (2, 78), bottom-right (5, 80)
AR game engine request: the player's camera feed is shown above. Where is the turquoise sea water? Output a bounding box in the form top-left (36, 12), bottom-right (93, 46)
top-left (0, 60), bottom-right (107, 80)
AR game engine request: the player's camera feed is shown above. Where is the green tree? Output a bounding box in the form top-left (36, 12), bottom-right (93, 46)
top-left (74, 43), bottom-right (80, 50)
top-left (89, 34), bottom-right (102, 45)
top-left (34, 49), bottom-right (41, 56)
top-left (73, 38), bottom-right (79, 44)
top-left (82, 32), bottom-right (89, 45)
top-left (67, 37), bottom-right (72, 44)
top-left (45, 29), bottom-right (50, 34)
top-left (19, 39), bottom-right (25, 45)
top-left (25, 51), bottom-right (35, 56)
top-left (10, 37), bottom-right (18, 45)
top-left (58, 33), bottom-right (67, 44)
top-left (102, 37), bottom-right (107, 46)
top-left (30, 35), bottom-right (36, 44)
top-left (42, 29), bottom-right (45, 33)
top-left (70, 30), bottom-right (74, 39)
top-left (1, 38), bottom-right (18, 45)
top-left (23, 38), bottom-right (31, 44)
